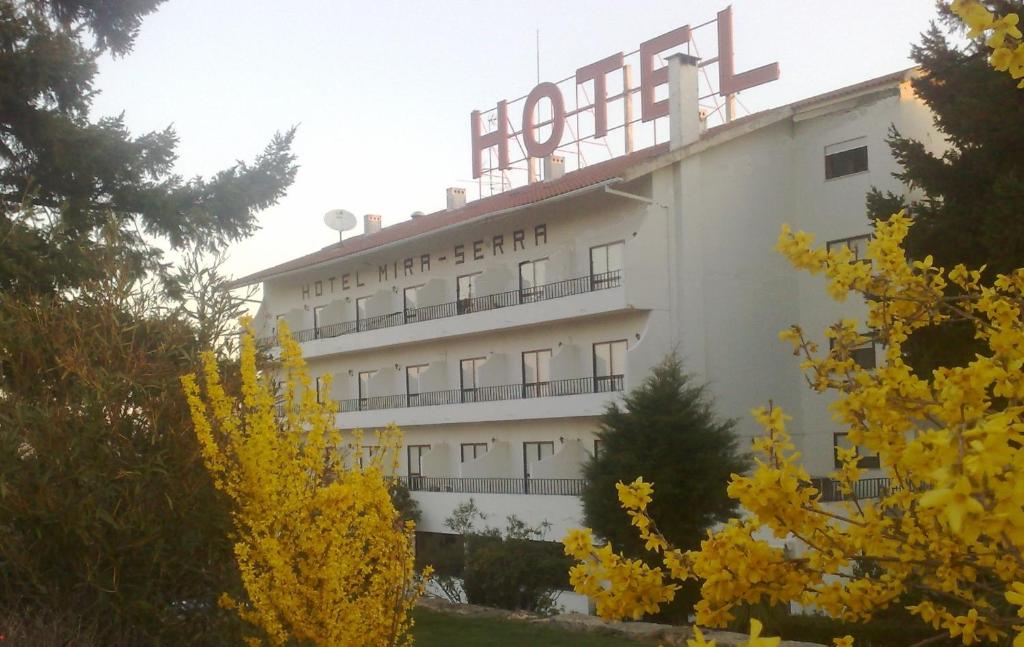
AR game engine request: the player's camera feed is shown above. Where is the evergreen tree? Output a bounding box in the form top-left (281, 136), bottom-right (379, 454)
top-left (867, 0), bottom-right (1024, 373)
top-left (0, 0), bottom-right (297, 294)
top-left (581, 354), bottom-right (750, 563)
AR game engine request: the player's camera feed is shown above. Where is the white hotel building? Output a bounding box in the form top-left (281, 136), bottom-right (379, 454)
top-left (233, 59), bottom-right (940, 545)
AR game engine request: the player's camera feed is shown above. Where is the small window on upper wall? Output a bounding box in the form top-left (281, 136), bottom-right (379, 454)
top-left (829, 337), bottom-right (878, 370)
top-left (834, 432), bottom-right (880, 469)
top-left (826, 234), bottom-right (871, 263)
top-left (824, 137), bottom-right (868, 180)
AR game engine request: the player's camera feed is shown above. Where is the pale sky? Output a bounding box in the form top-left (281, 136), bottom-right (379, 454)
top-left (91, 0), bottom-right (939, 281)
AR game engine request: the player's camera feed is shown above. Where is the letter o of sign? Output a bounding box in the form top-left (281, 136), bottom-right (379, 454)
top-left (522, 82), bottom-right (566, 159)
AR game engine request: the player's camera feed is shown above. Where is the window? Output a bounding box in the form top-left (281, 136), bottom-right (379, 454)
top-left (590, 242), bottom-right (624, 289)
top-left (315, 376), bottom-right (324, 404)
top-left (826, 234), bottom-right (871, 263)
top-left (522, 349), bottom-right (552, 398)
top-left (274, 314), bottom-right (285, 336)
top-left (830, 337), bottom-right (878, 370)
top-left (404, 285), bottom-right (423, 323)
top-left (360, 445), bottom-right (380, 469)
top-left (460, 357), bottom-right (485, 402)
top-left (523, 441), bottom-right (555, 479)
top-left (406, 364), bottom-right (428, 406)
top-left (834, 432), bottom-right (880, 469)
top-left (356, 296), bottom-right (369, 331)
top-left (457, 273), bottom-right (481, 314)
top-left (593, 340), bottom-right (627, 392)
top-left (407, 444), bottom-right (431, 477)
top-left (519, 258), bottom-right (548, 302)
top-left (825, 137), bottom-right (868, 179)
top-left (358, 370), bottom-right (377, 410)
top-left (461, 442), bottom-right (488, 462)
top-left (594, 439), bottom-right (604, 458)
top-left (313, 305), bottom-right (326, 338)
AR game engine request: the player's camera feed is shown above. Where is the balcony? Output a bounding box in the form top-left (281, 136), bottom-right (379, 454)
top-left (261, 270), bottom-right (623, 346)
top-left (396, 476), bottom-right (893, 501)
top-left (397, 476), bottom-right (587, 496)
top-left (341, 375), bottom-right (624, 413)
top-left (810, 476), bottom-right (894, 502)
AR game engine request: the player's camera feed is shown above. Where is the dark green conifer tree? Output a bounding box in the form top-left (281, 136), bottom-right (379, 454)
top-left (867, 0), bottom-right (1024, 373)
top-left (581, 354), bottom-right (750, 617)
top-left (0, 0), bottom-right (297, 294)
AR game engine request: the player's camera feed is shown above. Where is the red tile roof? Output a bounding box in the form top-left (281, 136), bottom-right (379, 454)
top-left (230, 143), bottom-right (670, 287)
top-left (232, 67), bottom-right (916, 288)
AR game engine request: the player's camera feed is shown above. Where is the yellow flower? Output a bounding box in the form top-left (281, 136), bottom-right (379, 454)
top-left (918, 478), bottom-right (985, 535)
top-left (746, 619), bottom-right (781, 647)
top-left (963, 3), bottom-right (994, 38)
top-left (1007, 582), bottom-right (1024, 616)
top-left (991, 13), bottom-right (1022, 43)
top-left (616, 477), bottom-right (655, 510)
top-left (992, 47), bottom-right (1015, 71)
top-left (688, 625), bottom-right (717, 647)
top-left (833, 636), bottom-right (854, 647)
top-left (563, 529), bottom-right (594, 558)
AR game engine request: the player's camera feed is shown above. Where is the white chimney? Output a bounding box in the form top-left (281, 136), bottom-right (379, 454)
top-left (364, 213), bottom-right (382, 234)
top-left (667, 53), bottom-right (701, 149)
top-left (446, 187), bottom-right (466, 210)
top-left (543, 155), bottom-right (565, 181)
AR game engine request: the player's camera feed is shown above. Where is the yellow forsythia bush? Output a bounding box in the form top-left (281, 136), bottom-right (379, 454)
top-left (181, 321), bottom-right (424, 646)
top-left (564, 213), bottom-right (1024, 646)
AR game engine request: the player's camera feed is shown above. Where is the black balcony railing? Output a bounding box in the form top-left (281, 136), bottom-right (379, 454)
top-left (339, 375), bottom-right (623, 413)
top-left (397, 476), bottom-right (588, 496)
top-left (810, 477), bottom-right (894, 502)
top-left (261, 270), bottom-right (623, 345)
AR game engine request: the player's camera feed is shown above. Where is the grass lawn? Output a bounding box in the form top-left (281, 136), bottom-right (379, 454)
top-left (412, 608), bottom-right (656, 647)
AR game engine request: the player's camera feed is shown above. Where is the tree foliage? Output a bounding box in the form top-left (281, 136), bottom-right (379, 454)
top-left (0, 0), bottom-right (297, 294)
top-left (581, 354), bottom-right (750, 560)
top-left (866, 0), bottom-right (1024, 373)
top-left (181, 323), bottom-right (425, 647)
top-left (565, 212), bottom-right (1024, 646)
top-left (0, 235), bottom-right (242, 644)
top-left (167, 247), bottom-right (257, 357)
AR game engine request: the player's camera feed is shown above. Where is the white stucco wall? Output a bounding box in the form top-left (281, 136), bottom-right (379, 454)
top-left (254, 73), bottom-right (940, 558)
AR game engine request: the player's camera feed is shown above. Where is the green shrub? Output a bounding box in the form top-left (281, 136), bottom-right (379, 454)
top-left (462, 534), bottom-right (573, 613)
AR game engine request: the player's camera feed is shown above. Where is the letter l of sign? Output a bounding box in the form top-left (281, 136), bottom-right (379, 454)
top-left (717, 6), bottom-right (780, 96)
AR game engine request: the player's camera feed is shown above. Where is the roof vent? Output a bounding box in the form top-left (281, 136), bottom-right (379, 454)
top-left (410, 210), bottom-right (425, 219)
top-left (364, 214), bottom-right (382, 234)
top-left (446, 187), bottom-right (466, 210)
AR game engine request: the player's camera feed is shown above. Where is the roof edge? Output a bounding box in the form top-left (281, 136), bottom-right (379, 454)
top-left (228, 177), bottom-right (627, 289)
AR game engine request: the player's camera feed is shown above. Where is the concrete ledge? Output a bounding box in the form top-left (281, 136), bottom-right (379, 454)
top-left (416, 597), bottom-right (825, 646)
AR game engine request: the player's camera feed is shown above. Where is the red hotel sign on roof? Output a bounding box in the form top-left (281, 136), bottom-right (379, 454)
top-left (470, 5), bottom-right (779, 181)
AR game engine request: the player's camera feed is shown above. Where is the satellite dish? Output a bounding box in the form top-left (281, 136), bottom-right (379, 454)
top-left (324, 209), bottom-right (357, 242)
top-left (324, 209), bottom-right (357, 232)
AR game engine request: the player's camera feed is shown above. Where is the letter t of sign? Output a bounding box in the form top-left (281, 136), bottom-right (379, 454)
top-left (471, 101), bottom-right (510, 179)
top-left (576, 53), bottom-right (625, 138)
